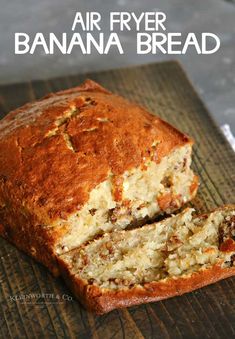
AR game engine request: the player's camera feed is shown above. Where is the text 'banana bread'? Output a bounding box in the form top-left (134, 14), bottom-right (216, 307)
top-left (0, 80), bottom-right (198, 275)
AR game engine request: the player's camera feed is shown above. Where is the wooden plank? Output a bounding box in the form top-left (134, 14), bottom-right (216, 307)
top-left (0, 61), bottom-right (234, 338)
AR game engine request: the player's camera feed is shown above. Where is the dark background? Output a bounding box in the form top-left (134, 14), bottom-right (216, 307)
top-left (0, 0), bottom-right (234, 134)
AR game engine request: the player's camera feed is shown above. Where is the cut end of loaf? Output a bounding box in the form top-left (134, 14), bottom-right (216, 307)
top-left (54, 144), bottom-right (197, 254)
top-left (59, 206), bottom-right (235, 313)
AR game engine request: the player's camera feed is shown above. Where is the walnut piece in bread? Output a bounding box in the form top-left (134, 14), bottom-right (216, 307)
top-left (59, 205), bottom-right (235, 314)
top-left (0, 80), bottom-right (198, 275)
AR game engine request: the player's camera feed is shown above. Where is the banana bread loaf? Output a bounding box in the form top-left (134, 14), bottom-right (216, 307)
top-left (0, 80), bottom-right (198, 276)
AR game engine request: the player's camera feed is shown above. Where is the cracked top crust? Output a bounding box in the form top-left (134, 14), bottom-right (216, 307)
top-left (0, 80), bottom-right (192, 223)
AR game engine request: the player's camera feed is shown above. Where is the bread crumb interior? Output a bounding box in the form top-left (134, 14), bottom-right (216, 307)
top-left (55, 145), bottom-right (195, 254)
top-left (61, 208), bottom-right (235, 289)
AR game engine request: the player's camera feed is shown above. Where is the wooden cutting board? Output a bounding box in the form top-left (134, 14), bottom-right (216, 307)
top-left (0, 61), bottom-right (234, 338)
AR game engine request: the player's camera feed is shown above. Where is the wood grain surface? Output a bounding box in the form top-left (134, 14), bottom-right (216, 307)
top-left (0, 61), bottom-right (234, 339)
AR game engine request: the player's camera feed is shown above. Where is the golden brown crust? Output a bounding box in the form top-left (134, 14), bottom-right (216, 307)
top-left (0, 79), bottom-right (192, 222)
top-left (60, 261), bottom-right (235, 314)
top-left (0, 211), bottom-right (62, 276)
top-left (58, 205), bottom-right (235, 314)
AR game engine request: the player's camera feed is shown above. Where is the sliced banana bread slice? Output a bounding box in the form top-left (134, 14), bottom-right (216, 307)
top-left (59, 205), bottom-right (235, 314)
